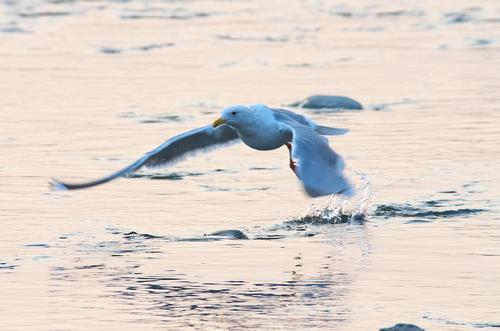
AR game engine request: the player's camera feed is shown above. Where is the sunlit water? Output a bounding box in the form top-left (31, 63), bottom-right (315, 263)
top-left (1, 0), bottom-right (499, 330)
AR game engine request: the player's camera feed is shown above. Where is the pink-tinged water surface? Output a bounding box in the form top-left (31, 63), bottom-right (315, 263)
top-left (1, 0), bottom-right (499, 330)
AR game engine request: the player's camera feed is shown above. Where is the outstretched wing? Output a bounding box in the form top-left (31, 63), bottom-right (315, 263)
top-left (286, 123), bottom-right (353, 197)
top-left (50, 125), bottom-right (239, 190)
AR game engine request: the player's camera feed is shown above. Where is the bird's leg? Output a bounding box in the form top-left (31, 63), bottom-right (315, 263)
top-left (286, 143), bottom-right (296, 173)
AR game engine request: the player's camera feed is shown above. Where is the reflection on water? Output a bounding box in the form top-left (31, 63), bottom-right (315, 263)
top-left (1, 0), bottom-right (500, 330)
top-left (49, 220), bottom-right (369, 330)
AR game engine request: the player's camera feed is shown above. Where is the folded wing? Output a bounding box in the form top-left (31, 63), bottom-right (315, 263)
top-left (50, 125), bottom-right (239, 190)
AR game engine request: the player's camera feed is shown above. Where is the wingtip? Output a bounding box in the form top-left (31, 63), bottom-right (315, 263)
top-left (49, 178), bottom-right (69, 191)
top-left (316, 126), bottom-right (350, 136)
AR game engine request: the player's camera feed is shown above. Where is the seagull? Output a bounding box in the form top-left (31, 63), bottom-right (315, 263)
top-left (50, 104), bottom-right (353, 197)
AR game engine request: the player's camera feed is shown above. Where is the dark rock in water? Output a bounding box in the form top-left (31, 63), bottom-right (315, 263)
top-left (379, 323), bottom-right (425, 331)
top-left (289, 95), bottom-right (363, 110)
top-left (208, 229), bottom-right (249, 240)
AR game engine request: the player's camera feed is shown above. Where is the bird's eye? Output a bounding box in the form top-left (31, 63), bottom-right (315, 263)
top-left (231, 111), bottom-right (237, 116)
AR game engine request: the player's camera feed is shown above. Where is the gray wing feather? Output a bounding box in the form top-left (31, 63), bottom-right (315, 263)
top-left (272, 108), bottom-right (349, 136)
top-left (287, 124), bottom-right (353, 197)
top-left (271, 108), bottom-right (313, 127)
top-left (50, 125), bottom-right (239, 190)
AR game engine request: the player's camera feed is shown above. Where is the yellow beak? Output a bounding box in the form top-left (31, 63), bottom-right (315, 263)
top-left (212, 117), bottom-right (227, 128)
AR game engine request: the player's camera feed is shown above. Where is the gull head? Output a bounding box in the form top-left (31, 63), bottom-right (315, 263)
top-left (212, 105), bottom-right (255, 129)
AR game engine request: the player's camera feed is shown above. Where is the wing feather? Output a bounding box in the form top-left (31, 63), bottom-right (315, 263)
top-left (50, 125), bottom-right (239, 190)
top-left (271, 108), bottom-right (349, 136)
top-left (287, 124), bottom-right (353, 197)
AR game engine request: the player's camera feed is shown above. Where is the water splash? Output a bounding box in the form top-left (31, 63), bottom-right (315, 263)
top-left (288, 174), bottom-right (372, 226)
